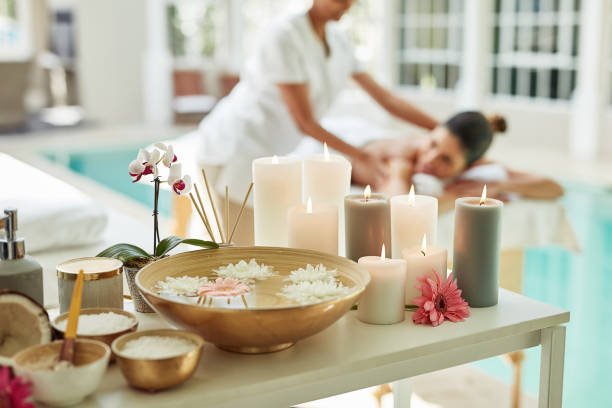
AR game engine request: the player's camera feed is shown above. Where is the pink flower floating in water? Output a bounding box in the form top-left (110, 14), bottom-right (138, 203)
top-left (0, 366), bottom-right (34, 408)
top-left (412, 270), bottom-right (470, 327)
top-left (198, 278), bottom-right (250, 297)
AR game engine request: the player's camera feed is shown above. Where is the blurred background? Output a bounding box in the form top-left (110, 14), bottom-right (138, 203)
top-left (2, 1), bottom-right (611, 407)
top-left (2, 0), bottom-right (610, 164)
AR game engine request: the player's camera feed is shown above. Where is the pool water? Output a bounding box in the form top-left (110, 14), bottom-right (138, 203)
top-left (475, 181), bottom-right (612, 407)
top-left (43, 145), bottom-right (172, 216)
top-left (44, 146), bottom-right (612, 407)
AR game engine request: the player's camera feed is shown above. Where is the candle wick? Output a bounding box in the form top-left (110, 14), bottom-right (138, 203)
top-left (479, 202), bottom-right (484, 206)
top-left (420, 250), bottom-right (426, 256)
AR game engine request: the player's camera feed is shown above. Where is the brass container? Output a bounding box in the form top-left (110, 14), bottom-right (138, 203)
top-left (51, 308), bottom-right (138, 356)
top-left (56, 257), bottom-right (123, 313)
top-left (136, 247), bottom-right (370, 353)
top-left (111, 329), bottom-right (204, 391)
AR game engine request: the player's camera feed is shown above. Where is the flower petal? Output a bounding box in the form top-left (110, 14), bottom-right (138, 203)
top-left (167, 163), bottom-right (182, 185)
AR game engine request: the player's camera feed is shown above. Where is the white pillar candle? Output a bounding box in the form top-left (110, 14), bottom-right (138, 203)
top-left (402, 235), bottom-right (448, 305)
top-left (303, 143), bottom-right (351, 255)
top-left (357, 245), bottom-right (407, 325)
top-left (390, 185), bottom-right (438, 259)
top-left (252, 156), bottom-right (302, 246)
top-left (288, 197), bottom-right (338, 255)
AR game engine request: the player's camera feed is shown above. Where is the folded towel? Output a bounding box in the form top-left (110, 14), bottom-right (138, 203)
top-left (1, 153), bottom-right (108, 253)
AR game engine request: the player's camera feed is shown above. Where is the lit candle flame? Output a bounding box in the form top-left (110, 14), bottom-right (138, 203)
top-left (272, 155), bottom-right (279, 164)
top-left (323, 142), bottom-right (330, 161)
top-left (364, 185), bottom-right (371, 200)
top-left (380, 243), bottom-right (386, 259)
top-left (306, 197), bottom-right (312, 214)
top-left (408, 184), bottom-right (416, 206)
top-left (420, 234), bottom-right (427, 256)
top-left (480, 184), bottom-right (487, 205)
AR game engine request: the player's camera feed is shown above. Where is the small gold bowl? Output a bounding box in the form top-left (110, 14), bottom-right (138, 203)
top-left (111, 329), bottom-right (204, 391)
top-left (51, 308), bottom-right (138, 355)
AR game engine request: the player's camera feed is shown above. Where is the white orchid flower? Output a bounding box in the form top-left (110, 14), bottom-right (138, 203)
top-left (167, 163), bottom-right (192, 196)
top-left (128, 148), bottom-right (159, 182)
top-left (154, 142), bottom-right (178, 167)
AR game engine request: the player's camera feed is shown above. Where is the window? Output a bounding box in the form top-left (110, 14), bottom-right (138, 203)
top-left (339, 0), bottom-right (385, 74)
top-left (491, 0), bottom-right (581, 100)
top-left (397, 0), bottom-right (464, 90)
top-left (0, 0), bottom-right (31, 61)
top-left (167, 1), bottom-right (227, 63)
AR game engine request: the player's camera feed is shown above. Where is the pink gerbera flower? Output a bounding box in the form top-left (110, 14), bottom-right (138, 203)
top-left (0, 366), bottom-right (34, 408)
top-left (198, 278), bottom-right (250, 297)
top-left (412, 270), bottom-right (470, 327)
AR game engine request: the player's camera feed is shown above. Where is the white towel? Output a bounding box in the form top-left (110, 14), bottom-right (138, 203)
top-left (1, 153), bottom-right (108, 253)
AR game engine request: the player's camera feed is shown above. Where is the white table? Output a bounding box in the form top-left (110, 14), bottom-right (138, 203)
top-left (74, 289), bottom-right (568, 408)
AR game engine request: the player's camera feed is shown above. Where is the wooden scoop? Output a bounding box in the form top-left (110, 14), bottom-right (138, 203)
top-left (59, 269), bottom-right (85, 363)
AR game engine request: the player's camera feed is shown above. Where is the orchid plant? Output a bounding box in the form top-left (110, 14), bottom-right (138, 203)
top-left (97, 143), bottom-right (217, 267)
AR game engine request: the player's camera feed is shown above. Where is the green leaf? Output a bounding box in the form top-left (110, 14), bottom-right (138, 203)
top-left (96, 244), bottom-right (152, 263)
top-left (154, 236), bottom-right (219, 257)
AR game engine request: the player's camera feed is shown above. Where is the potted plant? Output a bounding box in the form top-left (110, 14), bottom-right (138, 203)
top-left (97, 143), bottom-right (217, 312)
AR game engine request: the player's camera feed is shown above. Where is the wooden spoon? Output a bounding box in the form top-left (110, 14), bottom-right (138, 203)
top-left (59, 269), bottom-right (85, 363)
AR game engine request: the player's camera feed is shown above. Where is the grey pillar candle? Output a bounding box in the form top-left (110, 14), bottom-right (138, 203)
top-left (452, 195), bottom-right (503, 307)
top-left (345, 188), bottom-right (391, 262)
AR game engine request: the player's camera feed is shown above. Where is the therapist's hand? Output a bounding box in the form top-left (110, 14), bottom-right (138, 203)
top-left (352, 151), bottom-right (389, 190)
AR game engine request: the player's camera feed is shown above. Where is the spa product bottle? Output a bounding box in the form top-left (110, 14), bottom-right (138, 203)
top-left (0, 208), bottom-right (44, 305)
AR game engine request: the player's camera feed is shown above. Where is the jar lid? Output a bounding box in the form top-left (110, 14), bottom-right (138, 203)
top-left (57, 257), bottom-right (123, 281)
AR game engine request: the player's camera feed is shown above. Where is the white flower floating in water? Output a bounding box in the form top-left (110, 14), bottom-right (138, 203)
top-left (155, 276), bottom-right (209, 296)
top-left (214, 259), bottom-right (276, 284)
top-left (285, 264), bottom-right (338, 283)
top-left (280, 280), bottom-right (350, 304)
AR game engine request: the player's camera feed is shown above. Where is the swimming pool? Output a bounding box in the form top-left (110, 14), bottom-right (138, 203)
top-left (44, 146), bottom-right (612, 407)
top-left (476, 180), bottom-right (612, 407)
top-left (43, 145), bottom-right (172, 216)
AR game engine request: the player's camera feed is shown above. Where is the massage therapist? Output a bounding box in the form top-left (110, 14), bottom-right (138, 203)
top-left (196, 0), bottom-right (437, 202)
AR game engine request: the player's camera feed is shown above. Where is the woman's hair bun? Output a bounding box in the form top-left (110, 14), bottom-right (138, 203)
top-left (487, 114), bottom-right (507, 133)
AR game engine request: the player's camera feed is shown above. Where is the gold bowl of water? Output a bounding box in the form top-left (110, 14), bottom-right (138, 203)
top-left (136, 247), bottom-right (369, 353)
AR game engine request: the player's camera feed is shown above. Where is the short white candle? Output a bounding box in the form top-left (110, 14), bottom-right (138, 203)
top-left (390, 185), bottom-right (438, 259)
top-left (357, 245), bottom-right (407, 325)
top-left (288, 197), bottom-right (338, 255)
top-left (303, 143), bottom-right (351, 255)
top-left (252, 156), bottom-right (302, 246)
top-left (402, 235), bottom-right (448, 305)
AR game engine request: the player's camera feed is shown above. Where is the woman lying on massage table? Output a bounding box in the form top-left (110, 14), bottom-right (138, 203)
top-left (355, 111), bottom-right (564, 213)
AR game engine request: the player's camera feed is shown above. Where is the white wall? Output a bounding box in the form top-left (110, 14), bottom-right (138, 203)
top-left (75, 0), bottom-right (146, 124)
top-left (603, 113), bottom-right (612, 157)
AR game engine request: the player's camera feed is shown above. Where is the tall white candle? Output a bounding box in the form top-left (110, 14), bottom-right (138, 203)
top-left (402, 235), bottom-right (448, 305)
top-left (357, 245), bottom-right (407, 325)
top-left (288, 197), bottom-right (338, 255)
top-left (252, 156), bottom-right (302, 246)
top-left (390, 185), bottom-right (438, 259)
top-left (303, 143), bottom-right (351, 255)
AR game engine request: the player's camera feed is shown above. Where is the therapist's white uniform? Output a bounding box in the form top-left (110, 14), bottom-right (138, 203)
top-left (197, 12), bottom-right (363, 201)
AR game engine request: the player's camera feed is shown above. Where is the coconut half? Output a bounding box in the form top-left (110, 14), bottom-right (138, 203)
top-left (0, 290), bottom-right (52, 359)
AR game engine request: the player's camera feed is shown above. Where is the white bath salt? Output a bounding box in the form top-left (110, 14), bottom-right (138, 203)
top-left (121, 336), bottom-right (197, 359)
top-left (155, 276), bottom-right (209, 296)
top-left (279, 280), bottom-right (351, 304)
top-left (214, 259), bottom-right (276, 283)
top-left (286, 264), bottom-right (338, 284)
top-left (56, 312), bottom-right (136, 335)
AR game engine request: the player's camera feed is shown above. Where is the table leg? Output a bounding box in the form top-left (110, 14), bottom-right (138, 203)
top-left (538, 326), bottom-right (566, 408)
top-left (392, 379), bottom-right (411, 408)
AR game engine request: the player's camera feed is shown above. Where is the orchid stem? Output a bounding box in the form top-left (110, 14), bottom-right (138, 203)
top-left (153, 178), bottom-right (160, 255)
